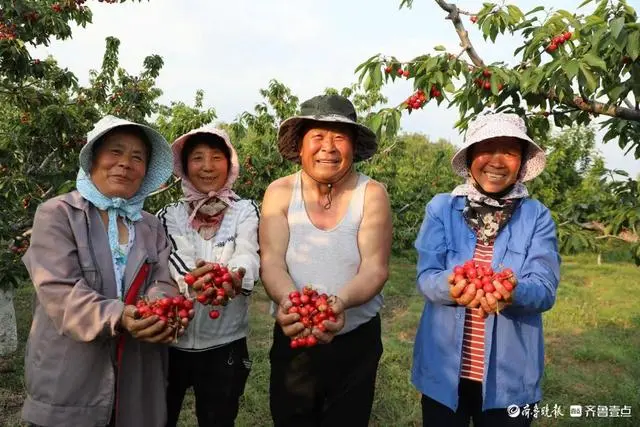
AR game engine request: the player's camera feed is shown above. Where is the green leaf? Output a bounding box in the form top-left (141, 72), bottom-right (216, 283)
top-left (611, 17), bottom-right (625, 38)
top-left (563, 60), bottom-right (580, 79)
top-left (490, 25), bottom-right (499, 42)
top-left (627, 31), bottom-right (640, 60)
top-left (433, 45), bottom-right (446, 51)
top-left (607, 85), bottom-right (625, 101)
top-left (579, 64), bottom-right (598, 92)
top-left (506, 5), bottom-right (524, 22)
top-left (525, 6), bottom-right (545, 16)
top-left (582, 53), bottom-right (607, 71)
top-left (490, 73), bottom-right (500, 96)
top-left (354, 54), bottom-right (379, 73)
top-left (371, 66), bottom-right (383, 88)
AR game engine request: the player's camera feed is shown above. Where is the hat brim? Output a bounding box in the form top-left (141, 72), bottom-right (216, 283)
top-left (277, 114), bottom-right (378, 163)
top-left (80, 117), bottom-right (173, 196)
top-left (451, 136), bottom-right (546, 182)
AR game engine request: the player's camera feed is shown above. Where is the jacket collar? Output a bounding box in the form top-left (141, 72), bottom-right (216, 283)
top-left (62, 190), bottom-right (153, 296)
top-left (62, 190), bottom-right (91, 211)
top-left (452, 195), bottom-right (466, 211)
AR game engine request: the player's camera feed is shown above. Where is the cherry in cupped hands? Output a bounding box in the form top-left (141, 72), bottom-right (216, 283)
top-left (448, 260), bottom-right (518, 315)
top-left (276, 285), bottom-right (345, 349)
top-left (122, 295), bottom-right (195, 343)
top-left (183, 259), bottom-right (246, 321)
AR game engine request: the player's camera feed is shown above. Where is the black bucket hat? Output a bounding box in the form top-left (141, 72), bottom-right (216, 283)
top-left (277, 94), bottom-right (378, 163)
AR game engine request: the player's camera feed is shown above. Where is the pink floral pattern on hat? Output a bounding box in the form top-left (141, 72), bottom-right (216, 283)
top-left (451, 112), bottom-right (546, 182)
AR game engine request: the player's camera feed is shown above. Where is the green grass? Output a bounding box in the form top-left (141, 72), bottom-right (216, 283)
top-left (1, 255), bottom-right (638, 426)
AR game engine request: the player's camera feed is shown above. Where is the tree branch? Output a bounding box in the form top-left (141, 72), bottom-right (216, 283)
top-left (148, 177), bottom-right (181, 198)
top-left (434, 0), bottom-right (485, 67)
top-left (564, 96), bottom-right (640, 121)
top-left (434, 0), bottom-right (640, 123)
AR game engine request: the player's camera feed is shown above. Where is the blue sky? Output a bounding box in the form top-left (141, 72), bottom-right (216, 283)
top-left (32, 0), bottom-right (639, 176)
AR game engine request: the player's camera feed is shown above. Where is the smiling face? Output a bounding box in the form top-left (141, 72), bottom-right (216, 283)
top-left (186, 143), bottom-right (229, 193)
top-left (469, 137), bottom-right (523, 193)
top-left (90, 129), bottom-right (149, 199)
top-left (299, 122), bottom-right (355, 182)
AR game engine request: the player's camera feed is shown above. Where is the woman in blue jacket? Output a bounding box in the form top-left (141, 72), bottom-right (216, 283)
top-left (413, 112), bottom-right (560, 426)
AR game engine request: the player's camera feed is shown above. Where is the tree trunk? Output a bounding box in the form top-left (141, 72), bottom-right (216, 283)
top-left (597, 253), bottom-right (602, 265)
top-left (0, 286), bottom-right (18, 356)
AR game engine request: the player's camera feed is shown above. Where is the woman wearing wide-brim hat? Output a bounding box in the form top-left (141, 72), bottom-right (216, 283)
top-left (21, 115), bottom-right (191, 427)
top-left (259, 94), bottom-right (393, 426)
top-left (412, 112), bottom-right (560, 426)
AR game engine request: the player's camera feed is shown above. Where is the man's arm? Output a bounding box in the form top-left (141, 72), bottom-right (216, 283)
top-left (336, 180), bottom-right (392, 309)
top-left (259, 177), bottom-right (297, 304)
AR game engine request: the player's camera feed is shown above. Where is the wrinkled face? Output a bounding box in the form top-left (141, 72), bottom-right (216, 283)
top-left (90, 130), bottom-right (148, 199)
top-left (469, 137), bottom-right (523, 193)
top-left (299, 123), bottom-right (355, 182)
top-left (187, 143), bottom-right (229, 193)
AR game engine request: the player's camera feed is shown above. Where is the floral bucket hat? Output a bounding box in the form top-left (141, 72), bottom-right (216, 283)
top-left (277, 94), bottom-right (378, 163)
top-left (451, 112), bottom-right (546, 182)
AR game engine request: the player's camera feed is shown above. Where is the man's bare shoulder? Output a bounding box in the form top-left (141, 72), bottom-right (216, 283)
top-left (262, 174), bottom-right (297, 213)
top-left (266, 174), bottom-right (296, 193)
top-left (364, 178), bottom-right (390, 201)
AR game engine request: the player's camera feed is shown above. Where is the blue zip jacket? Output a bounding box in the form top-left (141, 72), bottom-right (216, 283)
top-left (412, 193), bottom-right (561, 411)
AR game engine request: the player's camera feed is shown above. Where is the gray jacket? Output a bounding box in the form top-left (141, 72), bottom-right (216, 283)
top-left (21, 191), bottom-right (177, 427)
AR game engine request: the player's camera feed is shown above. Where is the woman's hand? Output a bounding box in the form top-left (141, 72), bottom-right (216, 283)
top-left (120, 305), bottom-right (175, 344)
top-left (189, 260), bottom-right (245, 301)
top-left (448, 275), bottom-right (485, 308)
top-left (479, 279), bottom-right (514, 315)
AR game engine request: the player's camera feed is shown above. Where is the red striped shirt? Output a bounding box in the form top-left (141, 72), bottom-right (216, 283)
top-left (460, 242), bottom-right (494, 382)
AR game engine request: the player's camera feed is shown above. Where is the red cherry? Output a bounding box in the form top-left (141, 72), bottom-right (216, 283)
top-left (184, 273), bottom-right (196, 286)
top-left (289, 291), bottom-right (300, 300)
top-left (563, 31), bottom-right (572, 41)
top-left (402, 69), bottom-right (410, 78)
top-left (470, 16), bottom-right (478, 23)
top-left (397, 68), bottom-right (404, 76)
top-left (209, 310), bottom-right (220, 319)
top-left (384, 66), bottom-right (392, 73)
top-left (546, 43), bottom-right (558, 53)
top-left (306, 335), bottom-right (318, 347)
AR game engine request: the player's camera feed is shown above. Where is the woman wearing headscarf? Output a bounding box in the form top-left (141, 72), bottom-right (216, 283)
top-left (22, 115), bottom-right (186, 427)
top-left (412, 113), bottom-right (560, 426)
top-left (157, 125), bottom-right (260, 427)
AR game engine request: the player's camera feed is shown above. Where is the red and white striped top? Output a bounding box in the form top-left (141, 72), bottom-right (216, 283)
top-left (460, 241), bottom-right (494, 382)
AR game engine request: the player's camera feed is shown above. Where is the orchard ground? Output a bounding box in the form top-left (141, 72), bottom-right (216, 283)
top-left (1, 255), bottom-right (639, 427)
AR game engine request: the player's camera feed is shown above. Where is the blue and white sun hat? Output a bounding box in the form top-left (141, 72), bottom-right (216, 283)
top-left (79, 115), bottom-right (173, 195)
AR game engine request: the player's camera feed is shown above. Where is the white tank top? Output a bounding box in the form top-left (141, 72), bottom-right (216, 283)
top-left (284, 171), bottom-right (383, 334)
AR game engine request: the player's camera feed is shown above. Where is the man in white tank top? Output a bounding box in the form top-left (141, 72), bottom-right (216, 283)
top-left (259, 94), bottom-right (393, 426)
